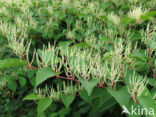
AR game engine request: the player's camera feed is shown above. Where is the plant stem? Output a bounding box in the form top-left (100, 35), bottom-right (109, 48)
top-left (56, 75), bottom-right (107, 88)
top-left (21, 54), bottom-right (40, 70)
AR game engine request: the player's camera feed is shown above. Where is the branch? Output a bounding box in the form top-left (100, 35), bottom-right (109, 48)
top-left (21, 54), bottom-right (107, 88)
top-left (56, 75), bottom-right (107, 88)
top-left (21, 54), bottom-right (40, 70)
top-left (130, 96), bottom-right (139, 104)
top-left (56, 75), bottom-right (79, 82)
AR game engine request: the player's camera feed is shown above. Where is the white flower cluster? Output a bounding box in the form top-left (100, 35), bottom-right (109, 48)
top-left (128, 6), bottom-right (148, 24)
top-left (128, 72), bottom-right (148, 102)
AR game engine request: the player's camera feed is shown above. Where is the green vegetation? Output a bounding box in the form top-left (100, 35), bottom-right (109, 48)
top-left (0, 0), bottom-right (156, 117)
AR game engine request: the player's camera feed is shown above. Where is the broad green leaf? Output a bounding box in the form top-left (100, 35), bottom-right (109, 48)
top-left (146, 11), bottom-right (156, 17)
top-left (134, 60), bottom-right (149, 71)
top-left (99, 36), bottom-right (110, 43)
top-left (60, 94), bottom-right (75, 108)
top-left (8, 79), bottom-right (17, 91)
top-left (36, 68), bottom-right (56, 87)
top-left (28, 69), bottom-right (36, 86)
top-left (127, 100), bottom-right (140, 117)
top-left (28, 70), bottom-right (36, 79)
top-left (29, 77), bottom-right (36, 86)
top-left (138, 96), bottom-right (156, 117)
top-left (92, 87), bottom-right (107, 98)
top-left (74, 42), bottom-right (91, 48)
top-left (120, 5), bottom-right (130, 10)
top-left (78, 105), bottom-right (91, 114)
top-left (140, 15), bottom-right (151, 21)
top-left (130, 31), bottom-right (142, 41)
top-left (0, 58), bottom-right (28, 70)
top-left (78, 90), bottom-right (92, 103)
top-left (130, 51), bottom-right (147, 61)
top-left (48, 113), bottom-right (58, 117)
top-left (146, 78), bottom-right (156, 87)
top-left (140, 87), bottom-right (152, 98)
top-left (92, 88), bottom-right (115, 108)
top-left (24, 94), bottom-right (39, 100)
top-left (37, 98), bottom-right (52, 115)
top-left (102, 2), bottom-right (110, 10)
top-left (59, 41), bottom-right (72, 47)
top-left (99, 96), bottom-right (117, 113)
top-left (107, 87), bottom-right (130, 107)
top-left (19, 77), bottom-right (26, 87)
top-left (58, 107), bottom-right (70, 116)
top-left (79, 78), bottom-right (98, 96)
top-left (121, 17), bottom-right (136, 24)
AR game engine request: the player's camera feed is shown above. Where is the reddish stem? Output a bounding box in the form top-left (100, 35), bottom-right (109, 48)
top-left (27, 64), bottom-right (40, 70)
top-left (56, 75), bottom-right (79, 82)
top-left (96, 81), bottom-right (107, 88)
top-left (96, 85), bottom-right (107, 88)
top-left (21, 54), bottom-right (107, 89)
top-left (56, 75), bottom-right (107, 88)
top-left (130, 96), bottom-right (139, 104)
top-left (70, 72), bottom-right (74, 80)
top-left (21, 54), bottom-right (40, 70)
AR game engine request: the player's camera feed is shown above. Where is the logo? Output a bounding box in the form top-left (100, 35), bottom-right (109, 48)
top-left (121, 105), bottom-right (155, 116)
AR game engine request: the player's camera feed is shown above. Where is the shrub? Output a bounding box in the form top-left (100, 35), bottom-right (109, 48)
top-left (0, 0), bottom-right (156, 117)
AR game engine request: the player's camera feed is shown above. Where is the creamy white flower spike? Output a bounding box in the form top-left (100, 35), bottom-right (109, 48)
top-left (128, 0), bottom-right (139, 4)
top-left (128, 6), bottom-right (148, 24)
top-left (108, 12), bottom-right (120, 26)
top-left (128, 71), bottom-right (148, 102)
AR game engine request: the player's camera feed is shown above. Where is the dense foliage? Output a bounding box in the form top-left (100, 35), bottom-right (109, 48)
top-left (0, 0), bottom-right (156, 117)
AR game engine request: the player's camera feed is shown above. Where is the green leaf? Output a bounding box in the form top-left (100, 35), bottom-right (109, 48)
top-left (60, 94), bottom-right (75, 109)
top-left (147, 78), bottom-right (156, 87)
top-left (58, 107), bottom-right (70, 116)
top-left (140, 15), bottom-right (151, 21)
top-left (0, 58), bottom-right (28, 70)
top-left (99, 96), bottom-right (117, 113)
top-left (59, 41), bottom-right (73, 47)
top-left (78, 105), bottom-right (91, 114)
top-left (37, 98), bottom-right (52, 115)
top-left (138, 96), bottom-right (156, 116)
top-left (130, 31), bottom-right (142, 41)
top-left (74, 42), bottom-right (91, 48)
top-left (99, 36), bottom-right (110, 43)
top-left (78, 90), bottom-right (92, 103)
top-left (29, 77), bottom-right (36, 86)
top-left (24, 94), bottom-right (39, 100)
top-left (146, 11), bottom-right (156, 17)
top-left (140, 87), bottom-right (152, 98)
top-left (130, 50), bottom-right (148, 61)
top-left (28, 70), bottom-right (36, 79)
top-left (134, 60), bottom-right (149, 71)
top-left (8, 79), bottom-right (17, 91)
top-left (79, 78), bottom-right (98, 96)
top-left (92, 88), bottom-right (115, 108)
top-left (121, 17), bottom-right (136, 24)
top-left (36, 68), bottom-right (56, 87)
top-left (107, 87), bottom-right (130, 107)
top-left (102, 2), bottom-right (110, 10)
top-left (19, 77), bottom-right (26, 87)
